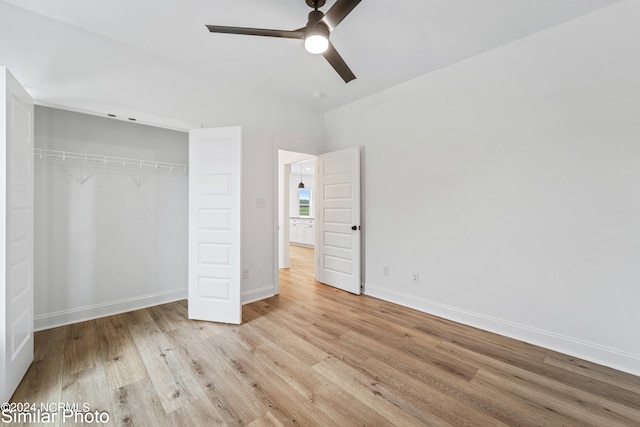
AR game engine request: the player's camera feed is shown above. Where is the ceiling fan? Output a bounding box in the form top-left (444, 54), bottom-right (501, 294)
top-left (205, 0), bottom-right (360, 83)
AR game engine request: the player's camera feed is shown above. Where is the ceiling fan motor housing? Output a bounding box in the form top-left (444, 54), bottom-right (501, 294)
top-left (307, 10), bottom-right (325, 28)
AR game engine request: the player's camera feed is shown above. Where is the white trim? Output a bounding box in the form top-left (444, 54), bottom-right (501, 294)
top-left (242, 286), bottom-right (275, 305)
top-left (34, 288), bottom-right (187, 331)
top-left (365, 283), bottom-right (640, 377)
top-left (31, 99), bottom-right (202, 133)
top-left (274, 147), bottom-right (319, 298)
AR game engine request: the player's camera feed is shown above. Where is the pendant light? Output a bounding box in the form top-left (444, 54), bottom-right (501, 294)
top-left (298, 162), bottom-right (305, 189)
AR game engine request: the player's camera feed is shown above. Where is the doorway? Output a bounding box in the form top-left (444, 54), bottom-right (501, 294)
top-left (275, 146), bottom-right (362, 296)
top-left (277, 150), bottom-right (318, 289)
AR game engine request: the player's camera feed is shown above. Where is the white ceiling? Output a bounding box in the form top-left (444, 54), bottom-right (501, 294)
top-left (0, 0), bottom-right (622, 126)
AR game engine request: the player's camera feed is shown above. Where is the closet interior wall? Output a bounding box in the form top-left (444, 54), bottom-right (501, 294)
top-left (34, 106), bottom-right (189, 330)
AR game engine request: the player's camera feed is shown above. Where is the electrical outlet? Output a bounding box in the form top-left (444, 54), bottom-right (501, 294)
top-left (242, 268), bottom-right (249, 279)
top-left (383, 266), bottom-right (390, 277)
top-left (411, 272), bottom-right (419, 284)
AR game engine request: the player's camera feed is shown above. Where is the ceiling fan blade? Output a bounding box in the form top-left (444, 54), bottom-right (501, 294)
top-left (206, 25), bottom-right (304, 39)
top-left (322, 0), bottom-right (361, 30)
top-left (322, 43), bottom-right (356, 83)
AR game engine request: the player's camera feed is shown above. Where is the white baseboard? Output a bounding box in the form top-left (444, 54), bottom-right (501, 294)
top-left (34, 288), bottom-right (187, 331)
top-left (364, 283), bottom-right (640, 377)
top-left (242, 285), bottom-right (275, 305)
top-left (35, 284), bottom-right (278, 330)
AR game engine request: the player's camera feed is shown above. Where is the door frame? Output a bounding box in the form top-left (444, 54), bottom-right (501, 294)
top-left (273, 148), bottom-right (317, 295)
top-left (273, 146), bottom-right (362, 295)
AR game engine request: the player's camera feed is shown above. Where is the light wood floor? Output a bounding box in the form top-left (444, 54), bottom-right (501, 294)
top-left (8, 245), bottom-right (640, 426)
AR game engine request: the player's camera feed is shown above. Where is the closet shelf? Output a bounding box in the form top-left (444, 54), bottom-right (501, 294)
top-left (34, 148), bottom-right (188, 172)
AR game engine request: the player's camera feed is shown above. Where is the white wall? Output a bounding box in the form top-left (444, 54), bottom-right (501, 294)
top-left (324, 0), bottom-right (640, 375)
top-left (34, 106), bottom-right (188, 329)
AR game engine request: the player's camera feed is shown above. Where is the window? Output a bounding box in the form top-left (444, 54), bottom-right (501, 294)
top-left (299, 189), bottom-right (311, 216)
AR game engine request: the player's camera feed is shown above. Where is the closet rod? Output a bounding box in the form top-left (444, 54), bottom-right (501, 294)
top-left (34, 148), bottom-right (188, 172)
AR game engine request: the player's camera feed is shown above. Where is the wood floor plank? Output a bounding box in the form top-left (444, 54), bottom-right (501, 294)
top-left (34, 326), bottom-right (65, 362)
top-left (8, 355), bottom-right (64, 427)
top-left (252, 339), bottom-right (321, 402)
top-left (164, 327), bottom-right (269, 426)
top-left (472, 361), bottom-right (640, 425)
top-left (416, 316), bottom-right (547, 361)
top-left (246, 411), bottom-right (285, 427)
top-left (225, 324), bottom-right (271, 354)
top-left (60, 364), bottom-right (114, 427)
top-left (309, 381), bottom-right (405, 427)
top-left (543, 351), bottom-right (640, 395)
top-left (128, 321), bottom-right (204, 414)
top-left (300, 326), bottom-right (371, 367)
top-left (253, 298), bottom-right (349, 340)
top-left (243, 305), bottom-right (330, 367)
top-left (96, 314), bottom-right (148, 389)
top-left (187, 318), bottom-right (230, 341)
top-left (438, 340), bottom-right (640, 412)
top-left (63, 320), bottom-right (102, 377)
top-left (211, 333), bottom-right (337, 427)
top-left (338, 314), bottom-right (453, 371)
top-left (111, 378), bottom-right (169, 427)
top-left (146, 301), bottom-right (191, 332)
top-left (248, 300), bottom-right (368, 366)
top-left (471, 368), bottom-right (634, 427)
top-left (119, 307), bottom-right (154, 325)
top-left (341, 328), bottom-right (479, 382)
top-left (360, 354), bottom-right (562, 427)
top-left (167, 397), bottom-right (227, 426)
top-left (312, 356), bottom-right (448, 426)
top-left (327, 305), bottom-right (444, 348)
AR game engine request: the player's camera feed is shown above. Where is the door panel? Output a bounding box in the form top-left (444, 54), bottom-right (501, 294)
top-left (1, 67), bottom-right (34, 402)
top-left (188, 127), bottom-right (242, 324)
top-left (316, 147), bottom-right (361, 294)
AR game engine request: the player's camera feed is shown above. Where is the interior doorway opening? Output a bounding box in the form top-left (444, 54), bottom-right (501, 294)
top-left (277, 150), bottom-right (318, 290)
top-left (275, 146), bottom-right (361, 296)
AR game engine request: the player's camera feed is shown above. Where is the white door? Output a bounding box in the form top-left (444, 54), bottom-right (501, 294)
top-left (188, 127), bottom-right (242, 324)
top-left (316, 147), bottom-right (361, 294)
top-left (1, 67), bottom-right (34, 402)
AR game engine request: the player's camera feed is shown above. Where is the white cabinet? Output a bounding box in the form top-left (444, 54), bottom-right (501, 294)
top-left (289, 218), bottom-right (315, 247)
top-left (302, 220), bottom-right (315, 246)
top-left (289, 220), bottom-right (298, 244)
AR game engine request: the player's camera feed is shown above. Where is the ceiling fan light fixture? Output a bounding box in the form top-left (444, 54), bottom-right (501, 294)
top-left (304, 23), bottom-right (329, 54)
top-left (206, 0), bottom-right (359, 82)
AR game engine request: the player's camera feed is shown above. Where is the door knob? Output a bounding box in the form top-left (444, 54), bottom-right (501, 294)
top-left (351, 225), bottom-right (357, 230)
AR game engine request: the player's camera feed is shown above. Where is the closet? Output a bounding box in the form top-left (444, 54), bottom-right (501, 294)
top-left (33, 107), bottom-right (189, 330)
